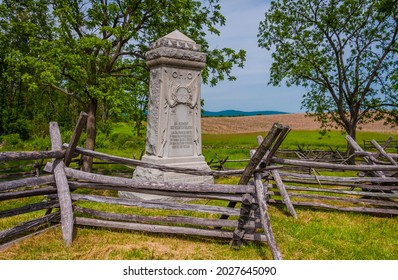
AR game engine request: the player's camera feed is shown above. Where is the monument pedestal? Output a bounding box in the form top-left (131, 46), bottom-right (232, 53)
top-left (119, 155), bottom-right (213, 201)
top-left (119, 30), bottom-right (213, 200)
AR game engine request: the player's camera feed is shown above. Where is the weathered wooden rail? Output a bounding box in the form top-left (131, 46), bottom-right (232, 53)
top-left (0, 149), bottom-right (61, 247)
top-left (266, 136), bottom-right (398, 216)
top-left (204, 136), bottom-right (398, 217)
top-left (207, 147), bottom-right (350, 171)
top-left (363, 137), bottom-right (398, 153)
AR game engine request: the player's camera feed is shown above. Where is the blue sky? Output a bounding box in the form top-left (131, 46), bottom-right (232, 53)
top-left (202, 0), bottom-right (306, 113)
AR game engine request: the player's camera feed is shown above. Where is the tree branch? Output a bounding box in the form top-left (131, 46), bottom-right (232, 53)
top-left (110, 73), bottom-right (146, 82)
top-left (111, 63), bottom-right (147, 73)
top-left (45, 83), bottom-right (85, 106)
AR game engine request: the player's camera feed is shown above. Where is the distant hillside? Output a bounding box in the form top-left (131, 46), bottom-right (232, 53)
top-left (203, 110), bottom-right (288, 117)
top-left (202, 113), bottom-right (398, 134)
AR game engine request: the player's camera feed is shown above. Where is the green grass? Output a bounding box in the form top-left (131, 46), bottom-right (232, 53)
top-left (203, 130), bottom-right (398, 151)
top-left (202, 130), bottom-right (398, 169)
top-left (0, 197), bottom-right (46, 231)
top-left (1, 204), bottom-right (397, 260)
top-left (271, 208), bottom-right (398, 260)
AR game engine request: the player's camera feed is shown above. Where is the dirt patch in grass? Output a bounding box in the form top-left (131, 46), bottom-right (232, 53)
top-left (202, 113), bottom-right (398, 134)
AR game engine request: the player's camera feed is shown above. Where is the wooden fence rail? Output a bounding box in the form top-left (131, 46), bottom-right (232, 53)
top-left (42, 160), bottom-right (273, 252)
top-left (206, 147), bottom-right (350, 170)
top-left (63, 144), bottom-right (279, 177)
top-left (0, 150), bottom-right (60, 250)
top-left (264, 137), bottom-right (398, 217)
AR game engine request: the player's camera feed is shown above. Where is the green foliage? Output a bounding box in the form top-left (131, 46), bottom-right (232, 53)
top-left (109, 132), bottom-right (133, 148)
top-left (0, 0), bottom-right (246, 150)
top-left (258, 0), bottom-right (398, 140)
top-left (6, 119), bottom-right (30, 140)
top-left (108, 122), bottom-right (146, 150)
top-left (97, 121), bottom-right (112, 136)
top-left (0, 133), bottom-right (23, 149)
top-left (0, 0), bottom-right (58, 138)
top-left (0, 133), bottom-right (52, 151)
top-left (25, 136), bottom-right (51, 151)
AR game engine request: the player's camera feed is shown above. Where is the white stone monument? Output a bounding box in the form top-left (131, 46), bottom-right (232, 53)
top-left (120, 30), bottom-right (213, 200)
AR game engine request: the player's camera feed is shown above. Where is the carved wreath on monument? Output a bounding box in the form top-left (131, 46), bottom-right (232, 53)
top-left (166, 69), bottom-right (200, 109)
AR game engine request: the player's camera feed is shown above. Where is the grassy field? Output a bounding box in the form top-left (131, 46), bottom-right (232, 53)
top-left (202, 130), bottom-right (398, 169)
top-left (202, 113), bottom-right (398, 134)
top-left (1, 200), bottom-right (397, 260)
top-left (204, 130), bottom-right (397, 150)
top-left (1, 118), bottom-right (398, 260)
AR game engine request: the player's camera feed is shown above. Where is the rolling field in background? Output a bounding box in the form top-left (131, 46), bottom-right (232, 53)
top-left (202, 113), bottom-right (398, 134)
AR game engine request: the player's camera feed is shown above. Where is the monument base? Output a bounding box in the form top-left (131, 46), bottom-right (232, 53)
top-left (119, 155), bottom-right (214, 201)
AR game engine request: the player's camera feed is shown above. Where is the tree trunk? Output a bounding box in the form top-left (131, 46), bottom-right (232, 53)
top-left (135, 116), bottom-right (144, 137)
top-left (81, 99), bottom-right (97, 172)
top-left (346, 123), bottom-right (357, 165)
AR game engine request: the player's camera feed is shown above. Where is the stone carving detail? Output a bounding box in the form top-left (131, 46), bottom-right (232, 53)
top-left (166, 69), bottom-right (200, 109)
top-left (150, 35), bottom-right (201, 51)
top-left (156, 68), bottom-right (201, 158)
top-left (145, 30), bottom-right (206, 64)
top-left (145, 68), bottom-right (161, 156)
top-left (145, 48), bottom-right (206, 63)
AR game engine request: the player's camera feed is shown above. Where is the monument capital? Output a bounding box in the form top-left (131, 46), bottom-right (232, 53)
top-left (145, 30), bottom-right (206, 68)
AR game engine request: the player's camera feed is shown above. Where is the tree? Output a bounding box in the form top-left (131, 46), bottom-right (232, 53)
top-left (258, 0), bottom-right (398, 146)
top-left (0, 0), bottom-right (58, 139)
top-left (2, 0), bottom-right (245, 171)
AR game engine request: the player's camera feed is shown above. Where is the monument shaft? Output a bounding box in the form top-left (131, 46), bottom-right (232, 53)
top-left (121, 30), bottom-right (213, 200)
top-left (146, 66), bottom-right (202, 159)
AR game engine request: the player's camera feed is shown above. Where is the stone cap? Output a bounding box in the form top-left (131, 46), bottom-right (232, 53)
top-left (146, 30), bottom-right (206, 67)
top-left (150, 30), bottom-right (201, 52)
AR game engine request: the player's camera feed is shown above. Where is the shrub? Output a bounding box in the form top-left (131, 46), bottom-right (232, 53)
top-left (0, 134), bottom-right (23, 149)
top-left (8, 119), bottom-right (30, 141)
top-left (60, 130), bottom-right (73, 145)
top-left (96, 132), bottom-right (112, 149)
top-left (97, 121), bottom-right (112, 136)
top-left (123, 136), bottom-right (145, 150)
top-left (110, 132), bottom-right (132, 148)
top-left (25, 136), bottom-right (51, 151)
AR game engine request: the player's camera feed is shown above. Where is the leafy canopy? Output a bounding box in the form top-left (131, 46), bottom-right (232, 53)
top-left (0, 0), bottom-right (246, 135)
top-left (30, 1), bottom-right (244, 103)
top-left (258, 0), bottom-right (398, 137)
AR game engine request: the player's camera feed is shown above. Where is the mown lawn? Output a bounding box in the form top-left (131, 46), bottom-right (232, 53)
top-left (1, 202), bottom-right (397, 260)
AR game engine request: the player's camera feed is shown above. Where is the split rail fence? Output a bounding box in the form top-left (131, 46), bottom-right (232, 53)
top-left (1, 113), bottom-right (398, 259)
top-left (0, 114), bottom-right (289, 259)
